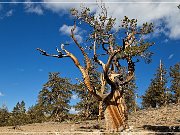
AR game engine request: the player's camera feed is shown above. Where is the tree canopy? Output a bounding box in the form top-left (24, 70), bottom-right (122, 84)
top-left (37, 5), bottom-right (154, 131)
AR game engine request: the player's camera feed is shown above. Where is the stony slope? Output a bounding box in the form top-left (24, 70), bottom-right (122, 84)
top-left (128, 103), bottom-right (180, 132)
top-left (0, 103), bottom-right (179, 134)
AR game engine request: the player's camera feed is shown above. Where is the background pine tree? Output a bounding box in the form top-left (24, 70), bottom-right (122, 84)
top-left (9, 101), bottom-right (27, 126)
top-left (74, 83), bottom-right (99, 120)
top-left (74, 64), bottom-right (102, 120)
top-left (26, 104), bottom-right (46, 123)
top-left (142, 60), bottom-right (169, 108)
top-left (170, 62), bottom-right (180, 104)
top-left (38, 72), bottom-right (73, 122)
top-left (123, 77), bottom-right (138, 113)
top-left (0, 104), bottom-right (9, 126)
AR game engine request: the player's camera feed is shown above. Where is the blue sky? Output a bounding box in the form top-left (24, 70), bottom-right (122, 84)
top-left (0, 1), bottom-right (180, 112)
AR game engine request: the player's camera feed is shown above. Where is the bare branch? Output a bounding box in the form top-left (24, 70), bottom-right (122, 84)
top-left (93, 55), bottom-right (106, 70)
top-left (61, 44), bottom-right (82, 67)
top-left (104, 49), bottom-right (120, 74)
top-left (93, 32), bottom-right (106, 70)
top-left (102, 42), bottom-right (109, 53)
top-left (37, 48), bottom-right (68, 58)
top-left (71, 21), bottom-right (91, 70)
top-left (93, 32), bottom-right (97, 56)
top-left (61, 44), bottom-right (103, 100)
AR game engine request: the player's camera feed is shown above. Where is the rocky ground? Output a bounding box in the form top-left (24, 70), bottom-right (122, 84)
top-left (0, 103), bottom-right (179, 135)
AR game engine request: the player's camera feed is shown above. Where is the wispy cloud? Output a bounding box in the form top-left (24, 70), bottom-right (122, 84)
top-left (59, 24), bottom-right (83, 43)
top-left (44, 0), bottom-right (180, 40)
top-left (69, 107), bottom-right (79, 114)
top-left (6, 9), bottom-right (13, 17)
top-left (0, 92), bottom-right (4, 97)
top-left (59, 24), bottom-right (79, 35)
top-left (0, 9), bottom-right (14, 19)
top-left (168, 54), bottom-right (174, 60)
top-left (71, 94), bottom-right (78, 100)
top-left (24, 0), bottom-right (43, 15)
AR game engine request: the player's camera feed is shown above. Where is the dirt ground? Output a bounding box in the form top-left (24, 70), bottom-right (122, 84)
top-left (0, 121), bottom-right (153, 135)
top-left (0, 104), bottom-right (179, 135)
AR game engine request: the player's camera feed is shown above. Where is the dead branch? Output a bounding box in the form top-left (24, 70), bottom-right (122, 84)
top-left (61, 44), bottom-right (103, 101)
top-left (71, 21), bottom-right (91, 70)
top-left (37, 48), bottom-right (68, 58)
top-left (93, 32), bottom-right (106, 70)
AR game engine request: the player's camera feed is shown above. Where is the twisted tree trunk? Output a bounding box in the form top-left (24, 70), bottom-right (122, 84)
top-left (104, 90), bottom-right (128, 132)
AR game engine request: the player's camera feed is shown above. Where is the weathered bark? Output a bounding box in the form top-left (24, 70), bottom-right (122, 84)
top-left (98, 101), bottom-right (103, 122)
top-left (104, 90), bottom-right (128, 132)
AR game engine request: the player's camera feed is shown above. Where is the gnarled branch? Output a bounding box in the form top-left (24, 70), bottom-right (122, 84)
top-left (71, 21), bottom-right (91, 71)
top-left (37, 48), bottom-right (68, 58)
top-left (37, 44), bottom-right (103, 101)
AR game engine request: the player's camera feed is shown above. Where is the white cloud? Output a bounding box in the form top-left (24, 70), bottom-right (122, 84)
top-left (0, 92), bottom-right (4, 97)
top-left (6, 9), bottom-right (13, 17)
top-left (0, 9), bottom-right (14, 19)
top-left (75, 35), bottom-right (83, 43)
top-left (168, 54), bottom-right (174, 60)
top-left (59, 24), bottom-right (79, 35)
top-left (43, 0), bottom-right (97, 13)
top-left (71, 94), bottom-right (78, 100)
top-left (59, 24), bottom-right (83, 43)
top-left (69, 107), bottom-right (79, 114)
top-left (24, 0), bottom-right (43, 15)
top-left (43, 0), bottom-right (180, 40)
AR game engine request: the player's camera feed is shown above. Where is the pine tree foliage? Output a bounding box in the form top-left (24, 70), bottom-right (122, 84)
top-left (123, 78), bottom-right (138, 113)
top-left (142, 60), bottom-right (169, 108)
top-left (74, 63), bottom-right (103, 120)
top-left (9, 101), bottom-right (27, 126)
top-left (38, 72), bottom-right (73, 122)
top-left (74, 83), bottom-right (99, 120)
top-left (0, 104), bottom-right (9, 126)
top-left (27, 104), bottom-right (46, 123)
top-left (170, 62), bottom-right (180, 104)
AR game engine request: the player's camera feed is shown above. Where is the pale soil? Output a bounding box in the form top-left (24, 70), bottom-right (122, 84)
top-left (0, 121), bottom-right (151, 135)
top-left (0, 104), bottom-right (179, 135)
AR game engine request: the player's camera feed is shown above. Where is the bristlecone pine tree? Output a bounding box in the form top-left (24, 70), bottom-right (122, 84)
top-left (123, 77), bottom-right (138, 113)
top-left (38, 72), bottom-right (72, 122)
top-left (142, 60), bottom-right (169, 108)
top-left (37, 5), bottom-right (154, 131)
top-left (170, 62), bottom-right (180, 104)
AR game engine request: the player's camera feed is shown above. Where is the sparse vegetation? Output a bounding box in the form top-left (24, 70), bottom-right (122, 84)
top-left (0, 4), bottom-right (179, 134)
